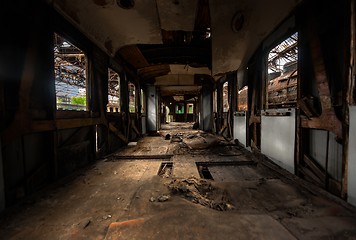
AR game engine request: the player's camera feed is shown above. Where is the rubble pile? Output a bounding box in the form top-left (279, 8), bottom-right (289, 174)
top-left (167, 177), bottom-right (234, 211)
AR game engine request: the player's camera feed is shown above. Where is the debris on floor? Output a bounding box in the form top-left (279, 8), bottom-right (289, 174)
top-left (167, 177), bottom-right (234, 211)
top-left (170, 134), bottom-right (183, 143)
top-left (2, 122), bottom-right (356, 240)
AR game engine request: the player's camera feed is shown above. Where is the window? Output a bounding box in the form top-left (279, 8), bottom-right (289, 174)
top-left (213, 89), bottom-right (218, 112)
top-left (187, 103), bottom-right (194, 114)
top-left (223, 81), bottom-right (229, 112)
top-left (107, 68), bottom-right (120, 112)
top-left (128, 82), bottom-right (136, 113)
top-left (176, 103), bottom-right (184, 114)
top-left (140, 89), bottom-right (145, 113)
top-left (267, 32), bottom-right (298, 108)
top-left (238, 86), bottom-right (248, 111)
top-left (54, 33), bottom-right (87, 111)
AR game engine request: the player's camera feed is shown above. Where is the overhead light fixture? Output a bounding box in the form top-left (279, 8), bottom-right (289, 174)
top-left (231, 12), bottom-right (244, 32)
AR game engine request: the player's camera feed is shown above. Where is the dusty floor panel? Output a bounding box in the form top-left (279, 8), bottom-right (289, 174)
top-left (0, 122), bottom-right (356, 239)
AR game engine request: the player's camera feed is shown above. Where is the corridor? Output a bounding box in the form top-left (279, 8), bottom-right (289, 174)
top-left (0, 123), bottom-right (355, 239)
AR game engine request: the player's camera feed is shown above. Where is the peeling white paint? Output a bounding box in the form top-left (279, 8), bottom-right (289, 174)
top-left (210, 0), bottom-right (300, 76)
top-left (54, 0), bottom-right (162, 56)
top-left (53, 0), bottom-right (301, 77)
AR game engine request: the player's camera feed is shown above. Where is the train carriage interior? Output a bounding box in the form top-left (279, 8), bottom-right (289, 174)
top-left (1, 0), bottom-right (356, 239)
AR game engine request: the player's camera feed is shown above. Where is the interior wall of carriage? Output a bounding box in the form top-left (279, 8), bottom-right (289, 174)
top-left (232, 0), bottom-right (353, 202)
top-left (0, 2), bottom-right (145, 211)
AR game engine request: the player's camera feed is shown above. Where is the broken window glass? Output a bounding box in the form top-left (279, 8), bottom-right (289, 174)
top-left (223, 81), bottom-right (229, 112)
top-left (267, 32), bottom-right (298, 108)
top-left (128, 82), bottom-right (136, 113)
top-left (107, 68), bottom-right (120, 112)
top-left (238, 86), bottom-right (248, 111)
top-left (54, 33), bottom-right (87, 111)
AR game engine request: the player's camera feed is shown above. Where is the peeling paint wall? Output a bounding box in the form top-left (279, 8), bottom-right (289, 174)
top-left (209, 0), bottom-right (300, 76)
top-left (53, 0), bottom-right (162, 56)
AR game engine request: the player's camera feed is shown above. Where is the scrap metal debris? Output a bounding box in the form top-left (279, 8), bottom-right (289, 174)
top-left (170, 134), bottom-right (183, 143)
top-left (167, 177), bottom-right (234, 211)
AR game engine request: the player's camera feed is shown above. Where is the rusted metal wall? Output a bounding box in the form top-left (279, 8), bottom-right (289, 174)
top-left (1, 2), bottom-right (56, 206)
top-left (308, 130), bottom-right (343, 181)
top-left (0, 1), bottom-right (129, 209)
top-left (296, 0), bottom-right (350, 197)
top-left (56, 128), bottom-right (95, 177)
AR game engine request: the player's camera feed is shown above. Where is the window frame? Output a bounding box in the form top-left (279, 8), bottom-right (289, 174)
top-left (54, 32), bottom-right (89, 117)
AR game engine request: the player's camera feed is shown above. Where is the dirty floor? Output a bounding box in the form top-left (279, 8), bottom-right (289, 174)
top-left (0, 122), bottom-right (356, 239)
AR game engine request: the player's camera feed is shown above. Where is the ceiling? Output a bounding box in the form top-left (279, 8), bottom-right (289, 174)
top-left (51, 0), bottom-right (301, 96)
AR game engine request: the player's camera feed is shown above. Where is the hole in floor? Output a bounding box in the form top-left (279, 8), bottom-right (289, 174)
top-left (196, 161), bottom-right (256, 180)
top-left (158, 162), bottom-right (173, 177)
top-left (197, 165), bottom-right (214, 180)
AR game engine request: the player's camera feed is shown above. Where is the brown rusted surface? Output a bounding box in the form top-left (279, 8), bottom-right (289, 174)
top-left (301, 113), bottom-right (342, 140)
top-left (301, 16), bottom-right (343, 140)
top-left (118, 45), bottom-right (150, 69)
top-left (298, 96), bottom-right (319, 119)
top-left (248, 114), bottom-right (261, 126)
top-left (109, 123), bottom-right (128, 143)
top-left (137, 64), bottom-right (171, 81)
